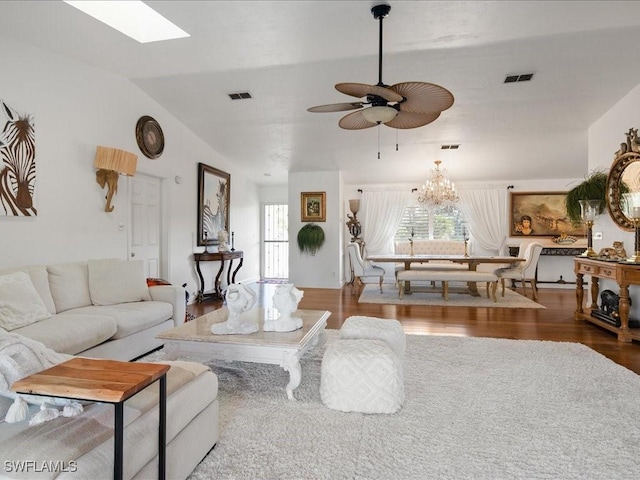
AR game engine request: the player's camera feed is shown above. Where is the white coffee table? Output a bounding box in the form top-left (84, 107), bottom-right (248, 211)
top-left (156, 307), bottom-right (330, 400)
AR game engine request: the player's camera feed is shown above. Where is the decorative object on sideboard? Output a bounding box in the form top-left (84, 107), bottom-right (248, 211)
top-left (135, 115), bottom-right (164, 159)
top-left (623, 192), bottom-right (640, 262)
top-left (210, 284), bottom-right (258, 335)
top-left (231, 231), bottom-right (235, 251)
top-left (591, 289), bottom-right (639, 328)
top-left (597, 241), bottom-right (627, 261)
top-left (346, 199), bottom-right (362, 242)
top-left (217, 230), bottom-right (230, 252)
top-left (297, 223), bottom-right (325, 255)
top-left (417, 160), bottom-right (459, 207)
top-left (0, 99), bottom-right (37, 217)
top-left (552, 233), bottom-right (578, 244)
top-left (94, 146), bottom-right (137, 212)
top-left (264, 283), bottom-right (304, 332)
top-left (463, 226), bottom-right (469, 257)
top-left (579, 199), bottom-right (600, 258)
top-left (197, 163), bottom-right (230, 246)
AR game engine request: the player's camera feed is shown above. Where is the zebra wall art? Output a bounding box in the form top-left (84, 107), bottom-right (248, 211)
top-left (0, 99), bottom-right (36, 216)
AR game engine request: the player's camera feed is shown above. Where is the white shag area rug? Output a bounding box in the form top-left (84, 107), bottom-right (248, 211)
top-left (359, 283), bottom-right (546, 308)
top-left (145, 330), bottom-right (640, 479)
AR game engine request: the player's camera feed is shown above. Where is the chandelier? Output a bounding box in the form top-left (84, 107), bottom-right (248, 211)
top-left (417, 160), bottom-right (459, 206)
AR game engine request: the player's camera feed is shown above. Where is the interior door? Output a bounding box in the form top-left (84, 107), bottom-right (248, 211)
top-left (130, 174), bottom-right (162, 277)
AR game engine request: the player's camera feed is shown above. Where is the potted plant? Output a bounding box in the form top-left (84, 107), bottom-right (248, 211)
top-left (297, 223), bottom-right (325, 255)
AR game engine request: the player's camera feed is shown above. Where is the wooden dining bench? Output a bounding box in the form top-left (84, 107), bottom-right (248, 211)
top-left (397, 269), bottom-right (499, 301)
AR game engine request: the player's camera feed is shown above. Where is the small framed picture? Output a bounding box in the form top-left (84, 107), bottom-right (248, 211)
top-left (301, 191), bottom-right (326, 222)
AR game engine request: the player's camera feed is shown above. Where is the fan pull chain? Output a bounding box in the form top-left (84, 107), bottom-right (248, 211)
top-left (396, 129), bottom-right (399, 151)
top-left (378, 125), bottom-right (381, 159)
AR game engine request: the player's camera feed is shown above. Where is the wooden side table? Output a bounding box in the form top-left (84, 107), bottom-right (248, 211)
top-left (12, 358), bottom-right (170, 480)
top-left (193, 250), bottom-right (244, 302)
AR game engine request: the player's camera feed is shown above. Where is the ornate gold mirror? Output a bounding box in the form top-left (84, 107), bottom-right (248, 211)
top-left (606, 128), bottom-right (640, 231)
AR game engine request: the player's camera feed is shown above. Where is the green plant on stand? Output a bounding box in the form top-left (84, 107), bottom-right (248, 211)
top-left (297, 223), bottom-right (325, 255)
top-left (565, 170), bottom-right (608, 226)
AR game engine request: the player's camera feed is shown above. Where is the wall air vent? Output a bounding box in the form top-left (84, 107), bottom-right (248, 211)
top-left (228, 92), bottom-right (252, 100)
top-left (441, 144), bottom-right (460, 150)
top-left (504, 73), bottom-right (534, 83)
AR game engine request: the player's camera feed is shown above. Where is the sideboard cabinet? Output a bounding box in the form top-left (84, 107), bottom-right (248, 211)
top-left (574, 257), bottom-right (640, 342)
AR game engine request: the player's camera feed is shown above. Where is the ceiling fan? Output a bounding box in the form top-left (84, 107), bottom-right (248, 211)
top-left (307, 3), bottom-right (454, 130)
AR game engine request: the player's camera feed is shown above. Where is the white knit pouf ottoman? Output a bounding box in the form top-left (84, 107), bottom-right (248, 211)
top-left (340, 316), bottom-right (406, 358)
top-left (320, 339), bottom-right (404, 414)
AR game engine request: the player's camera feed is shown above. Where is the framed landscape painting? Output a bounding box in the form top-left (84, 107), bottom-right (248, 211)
top-left (509, 191), bottom-right (583, 237)
top-left (197, 163), bottom-right (230, 246)
top-left (301, 191), bottom-right (326, 222)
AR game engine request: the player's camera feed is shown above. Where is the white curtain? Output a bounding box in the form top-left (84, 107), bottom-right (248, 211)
top-left (458, 187), bottom-right (509, 254)
top-left (361, 189), bottom-right (412, 254)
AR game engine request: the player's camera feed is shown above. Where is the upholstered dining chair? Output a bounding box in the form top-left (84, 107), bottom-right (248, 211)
top-left (495, 241), bottom-right (544, 300)
top-left (347, 242), bottom-right (385, 293)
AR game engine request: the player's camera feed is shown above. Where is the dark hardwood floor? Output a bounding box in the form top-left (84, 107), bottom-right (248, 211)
top-left (187, 283), bottom-right (640, 375)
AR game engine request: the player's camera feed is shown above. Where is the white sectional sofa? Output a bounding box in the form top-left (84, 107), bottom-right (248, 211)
top-left (0, 259), bottom-right (219, 479)
top-left (0, 259), bottom-right (186, 361)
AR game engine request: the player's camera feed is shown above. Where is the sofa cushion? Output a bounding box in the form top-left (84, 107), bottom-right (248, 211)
top-left (0, 272), bottom-right (52, 331)
top-left (13, 313), bottom-right (117, 355)
top-left (88, 259), bottom-right (151, 306)
top-left (47, 262), bottom-right (92, 313)
top-left (0, 265), bottom-right (56, 315)
top-left (67, 302), bottom-right (172, 339)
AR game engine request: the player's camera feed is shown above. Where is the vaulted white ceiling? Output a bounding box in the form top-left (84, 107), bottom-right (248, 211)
top-left (2, 1), bottom-right (640, 187)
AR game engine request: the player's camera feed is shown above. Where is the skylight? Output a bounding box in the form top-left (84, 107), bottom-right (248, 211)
top-left (64, 1), bottom-right (190, 44)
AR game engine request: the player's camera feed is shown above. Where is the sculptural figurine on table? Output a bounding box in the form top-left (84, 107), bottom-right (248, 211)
top-left (211, 283), bottom-right (258, 334)
top-left (264, 283), bottom-right (304, 332)
top-left (217, 230), bottom-right (230, 252)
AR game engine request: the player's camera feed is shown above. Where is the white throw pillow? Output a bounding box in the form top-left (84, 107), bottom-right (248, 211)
top-left (0, 271), bottom-right (52, 331)
top-left (88, 259), bottom-right (151, 306)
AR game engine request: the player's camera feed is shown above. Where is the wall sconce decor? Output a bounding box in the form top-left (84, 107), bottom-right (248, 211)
top-left (579, 199), bottom-right (601, 257)
top-left (94, 145), bottom-right (137, 212)
top-left (623, 192), bottom-right (640, 262)
top-left (346, 199), bottom-right (362, 242)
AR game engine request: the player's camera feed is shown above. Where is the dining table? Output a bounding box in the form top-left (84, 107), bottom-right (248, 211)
top-left (366, 254), bottom-right (525, 295)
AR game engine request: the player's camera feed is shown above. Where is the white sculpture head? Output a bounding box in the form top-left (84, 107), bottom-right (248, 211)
top-left (273, 283), bottom-right (303, 316)
top-left (225, 283), bottom-right (257, 316)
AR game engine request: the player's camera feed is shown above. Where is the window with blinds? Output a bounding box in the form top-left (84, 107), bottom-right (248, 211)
top-left (394, 204), bottom-right (466, 242)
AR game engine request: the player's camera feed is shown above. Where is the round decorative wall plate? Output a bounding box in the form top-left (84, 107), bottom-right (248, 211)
top-left (136, 115), bottom-right (164, 159)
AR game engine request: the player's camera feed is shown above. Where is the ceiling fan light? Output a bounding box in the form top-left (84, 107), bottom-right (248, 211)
top-left (362, 106), bottom-right (397, 124)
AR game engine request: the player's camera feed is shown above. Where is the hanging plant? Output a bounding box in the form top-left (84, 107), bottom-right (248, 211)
top-left (565, 170), bottom-right (608, 226)
top-left (297, 223), bottom-right (325, 255)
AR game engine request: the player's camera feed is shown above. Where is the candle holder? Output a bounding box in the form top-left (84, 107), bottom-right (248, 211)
top-left (579, 199), bottom-right (600, 257)
top-left (463, 227), bottom-right (469, 257)
top-left (623, 193), bottom-right (640, 262)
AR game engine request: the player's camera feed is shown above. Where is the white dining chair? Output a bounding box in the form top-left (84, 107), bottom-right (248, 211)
top-left (495, 242), bottom-right (544, 300)
top-left (347, 242), bottom-right (385, 293)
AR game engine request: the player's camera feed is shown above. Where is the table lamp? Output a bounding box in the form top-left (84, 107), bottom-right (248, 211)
top-left (623, 192), bottom-right (640, 262)
top-left (579, 199), bottom-right (600, 257)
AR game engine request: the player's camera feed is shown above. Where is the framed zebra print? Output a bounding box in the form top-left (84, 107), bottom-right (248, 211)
top-left (0, 100), bottom-right (37, 216)
top-left (197, 163), bottom-right (230, 247)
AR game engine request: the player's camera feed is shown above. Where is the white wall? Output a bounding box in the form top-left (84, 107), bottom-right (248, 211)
top-left (0, 36), bottom-right (260, 300)
top-left (288, 171), bottom-right (343, 288)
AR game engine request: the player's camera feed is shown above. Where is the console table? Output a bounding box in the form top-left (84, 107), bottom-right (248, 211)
top-left (574, 257), bottom-right (640, 342)
top-left (194, 251), bottom-right (244, 302)
top-left (509, 245), bottom-right (585, 284)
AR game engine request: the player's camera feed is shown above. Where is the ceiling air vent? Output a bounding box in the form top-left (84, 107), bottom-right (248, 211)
top-left (441, 144), bottom-right (459, 150)
top-left (504, 73), bottom-right (534, 83)
top-left (228, 92), bottom-right (252, 100)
